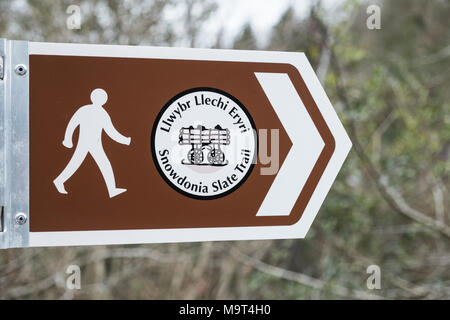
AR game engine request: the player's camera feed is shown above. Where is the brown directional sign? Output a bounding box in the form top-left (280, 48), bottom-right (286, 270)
top-left (0, 40), bottom-right (351, 248)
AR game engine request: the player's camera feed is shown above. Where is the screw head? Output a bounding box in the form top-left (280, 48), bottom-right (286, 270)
top-left (14, 64), bottom-right (27, 76)
top-left (15, 212), bottom-right (27, 225)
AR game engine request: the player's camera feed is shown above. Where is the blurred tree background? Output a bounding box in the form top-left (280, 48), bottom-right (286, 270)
top-left (0, 0), bottom-right (449, 299)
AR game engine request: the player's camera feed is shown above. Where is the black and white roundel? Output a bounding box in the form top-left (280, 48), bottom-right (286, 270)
top-left (151, 88), bottom-right (257, 199)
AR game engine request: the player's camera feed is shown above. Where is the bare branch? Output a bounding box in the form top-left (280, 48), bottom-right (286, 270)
top-left (232, 249), bottom-right (383, 300)
top-left (380, 176), bottom-right (450, 238)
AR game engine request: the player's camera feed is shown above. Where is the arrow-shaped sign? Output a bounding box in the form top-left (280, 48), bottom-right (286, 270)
top-left (0, 39), bottom-right (351, 249)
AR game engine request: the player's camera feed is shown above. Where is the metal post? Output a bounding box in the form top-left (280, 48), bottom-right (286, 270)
top-left (0, 39), bottom-right (30, 249)
top-left (0, 38), bottom-right (6, 246)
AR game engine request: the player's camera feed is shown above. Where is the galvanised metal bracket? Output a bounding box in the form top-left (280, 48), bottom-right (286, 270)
top-left (0, 39), bottom-right (30, 249)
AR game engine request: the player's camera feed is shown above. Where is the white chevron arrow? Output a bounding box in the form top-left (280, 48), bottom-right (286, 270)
top-left (255, 72), bottom-right (325, 216)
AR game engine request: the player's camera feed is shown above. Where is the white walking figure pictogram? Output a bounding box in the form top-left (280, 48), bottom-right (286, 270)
top-left (53, 88), bottom-right (131, 198)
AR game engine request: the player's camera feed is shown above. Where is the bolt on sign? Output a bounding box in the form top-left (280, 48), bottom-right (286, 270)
top-left (0, 39), bottom-right (351, 249)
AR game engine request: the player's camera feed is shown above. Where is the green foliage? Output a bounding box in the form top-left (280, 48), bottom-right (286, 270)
top-left (242, 0), bottom-right (450, 299)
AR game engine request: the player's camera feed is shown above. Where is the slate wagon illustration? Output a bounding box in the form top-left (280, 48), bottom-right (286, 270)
top-left (179, 125), bottom-right (231, 166)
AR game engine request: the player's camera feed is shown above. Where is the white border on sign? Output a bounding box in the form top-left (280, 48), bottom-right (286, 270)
top-left (28, 42), bottom-right (352, 247)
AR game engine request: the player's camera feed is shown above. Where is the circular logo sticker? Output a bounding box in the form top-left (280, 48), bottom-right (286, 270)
top-left (151, 88), bottom-right (257, 199)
